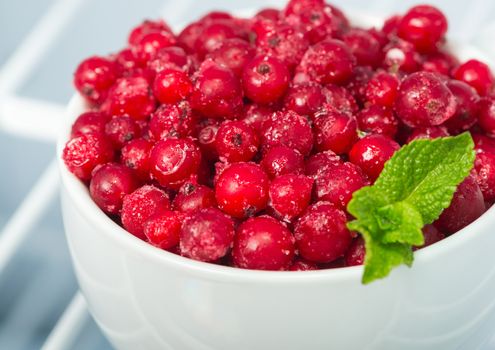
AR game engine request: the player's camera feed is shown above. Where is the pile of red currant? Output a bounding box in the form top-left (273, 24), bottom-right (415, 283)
top-left (63, 0), bottom-right (495, 271)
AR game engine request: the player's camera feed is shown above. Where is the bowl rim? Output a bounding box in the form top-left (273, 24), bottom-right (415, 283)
top-left (57, 10), bottom-right (495, 284)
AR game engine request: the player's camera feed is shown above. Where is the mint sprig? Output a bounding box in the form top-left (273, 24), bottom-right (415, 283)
top-left (347, 133), bottom-right (475, 284)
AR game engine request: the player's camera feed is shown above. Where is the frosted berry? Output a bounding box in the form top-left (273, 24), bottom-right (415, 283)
top-left (233, 216), bottom-right (295, 270)
top-left (173, 182), bottom-right (217, 214)
top-left (294, 202), bottom-right (352, 263)
top-left (435, 174), bottom-right (486, 233)
top-left (89, 163), bottom-right (139, 215)
top-left (305, 151), bottom-right (340, 179)
top-left (414, 224), bottom-right (445, 250)
top-left (452, 59), bottom-right (494, 96)
top-left (283, 82), bottom-right (326, 116)
top-left (197, 121), bottom-right (220, 160)
top-left (313, 161), bottom-right (368, 209)
top-left (296, 39), bottom-right (355, 85)
top-left (105, 116), bottom-right (140, 148)
top-left (242, 55), bottom-right (290, 105)
top-left (107, 76), bottom-right (156, 120)
top-left (356, 105), bottom-right (399, 138)
top-left (407, 126), bottom-right (449, 142)
top-left (473, 133), bottom-right (495, 154)
top-left (132, 31), bottom-right (176, 64)
top-left (321, 85), bottom-right (358, 117)
top-left (241, 104), bottom-right (274, 132)
top-left (443, 80), bottom-right (480, 134)
top-left (74, 56), bottom-right (117, 104)
top-left (180, 208), bottom-right (235, 262)
top-left (349, 134), bottom-right (400, 181)
top-left (261, 110), bottom-right (313, 156)
top-left (120, 138), bottom-right (153, 181)
top-left (189, 60), bottom-right (243, 119)
top-left (421, 51), bottom-right (458, 76)
top-left (71, 111), bottom-right (108, 137)
top-left (395, 71), bottom-right (456, 127)
top-left (149, 138), bottom-right (201, 189)
top-left (149, 101), bottom-right (196, 140)
top-left (63, 133), bottom-right (114, 181)
top-left (194, 21), bottom-right (239, 59)
top-left (147, 46), bottom-right (193, 75)
top-left (269, 174), bottom-right (313, 221)
top-left (215, 162), bottom-right (269, 218)
top-left (215, 120), bottom-right (259, 162)
top-left (478, 97), bottom-right (495, 137)
top-left (313, 109), bottom-right (358, 154)
top-left (261, 145), bottom-right (304, 179)
top-left (397, 5), bottom-right (447, 53)
top-left (344, 236), bottom-right (365, 266)
top-left (475, 152), bottom-right (495, 201)
top-left (128, 19), bottom-right (174, 46)
top-left (153, 69), bottom-right (192, 104)
top-left (209, 38), bottom-right (255, 76)
top-left (143, 210), bottom-right (183, 250)
top-left (289, 258), bottom-right (319, 271)
top-left (121, 185), bottom-right (171, 239)
top-left (364, 71), bottom-right (399, 108)
top-left (382, 39), bottom-right (420, 73)
top-left (342, 28), bottom-right (381, 67)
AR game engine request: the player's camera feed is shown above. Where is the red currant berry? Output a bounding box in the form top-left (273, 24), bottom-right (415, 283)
top-left (132, 31), bottom-right (176, 64)
top-left (107, 76), bottom-right (156, 120)
top-left (382, 15), bottom-right (401, 36)
top-left (233, 216), bottom-right (295, 270)
top-left (313, 109), bottom-right (358, 154)
top-left (407, 126), bottom-right (450, 142)
top-left (260, 145), bottom-right (304, 179)
top-left (104, 116), bottom-right (139, 148)
top-left (435, 174), bottom-right (486, 233)
top-left (71, 111), bottom-right (108, 137)
top-left (304, 151), bottom-right (341, 179)
top-left (147, 46), bottom-right (193, 75)
top-left (397, 5), bottom-right (447, 53)
top-left (215, 162), bottom-right (269, 218)
top-left (149, 138), bottom-right (201, 189)
top-left (120, 138), bottom-right (153, 181)
top-left (241, 104), bottom-right (274, 132)
top-left (344, 236), bottom-right (365, 266)
top-left (443, 80), bottom-right (480, 134)
top-left (173, 182), bottom-right (217, 214)
top-left (143, 210), bottom-right (183, 250)
top-left (63, 133), bottom-right (114, 181)
top-left (473, 133), bottom-right (495, 154)
top-left (349, 134), bottom-right (400, 181)
top-left (421, 51), bottom-right (458, 76)
top-left (269, 174), bottom-right (313, 221)
top-left (478, 97), bottom-right (495, 136)
top-left (128, 19), bottom-right (174, 46)
top-left (356, 105), bottom-right (399, 138)
top-left (194, 20), bottom-right (239, 59)
top-left (215, 120), bottom-right (259, 162)
top-left (395, 71), bottom-right (457, 127)
top-left (208, 38), bottom-right (255, 76)
top-left (321, 84), bottom-right (359, 116)
top-left (149, 101), bottom-right (197, 140)
top-left (296, 39), bottom-right (355, 85)
top-left (294, 201), bottom-right (352, 263)
top-left (197, 121), bottom-right (220, 160)
top-left (242, 55), bottom-right (290, 105)
top-left (342, 28), bottom-right (381, 67)
top-left (289, 258), bottom-right (319, 271)
top-left (74, 56), bottom-right (117, 104)
top-left (89, 163), bottom-right (139, 215)
top-left (452, 59), bottom-right (494, 96)
top-left (382, 39), bottom-right (420, 73)
top-left (414, 224), bottom-right (445, 250)
top-left (255, 8), bottom-right (280, 21)
top-left (261, 110), bottom-right (313, 156)
top-left (475, 152), bottom-right (495, 201)
top-left (153, 68), bottom-right (192, 104)
top-left (121, 185), bottom-right (171, 239)
top-left (180, 208), bottom-right (235, 262)
top-left (115, 48), bottom-right (141, 74)
top-left (283, 82), bottom-right (326, 116)
top-left (189, 60), bottom-right (243, 119)
top-left (364, 71), bottom-right (399, 108)
top-left (313, 161), bottom-right (369, 209)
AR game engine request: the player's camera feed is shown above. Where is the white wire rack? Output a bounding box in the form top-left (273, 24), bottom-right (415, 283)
top-left (1, 0), bottom-right (495, 349)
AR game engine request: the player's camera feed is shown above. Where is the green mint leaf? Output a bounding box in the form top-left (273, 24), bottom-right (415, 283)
top-left (347, 133), bottom-right (475, 284)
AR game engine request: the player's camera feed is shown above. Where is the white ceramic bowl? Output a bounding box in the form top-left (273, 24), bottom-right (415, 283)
top-left (57, 10), bottom-right (495, 350)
